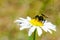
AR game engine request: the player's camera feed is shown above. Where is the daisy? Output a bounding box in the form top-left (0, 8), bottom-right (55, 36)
top-left (15, 16), bottom-right (56, 36)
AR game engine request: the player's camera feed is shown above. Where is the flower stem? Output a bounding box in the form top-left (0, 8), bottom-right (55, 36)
top-left (33, 29), bottom-right (36, 40)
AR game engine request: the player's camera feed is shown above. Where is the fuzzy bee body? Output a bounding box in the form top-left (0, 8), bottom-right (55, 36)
top-left (35, 14), bottom-right (47, 22)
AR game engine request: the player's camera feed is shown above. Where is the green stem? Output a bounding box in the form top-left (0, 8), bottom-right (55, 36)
top-left (33, 29), bottom-right (36, 40)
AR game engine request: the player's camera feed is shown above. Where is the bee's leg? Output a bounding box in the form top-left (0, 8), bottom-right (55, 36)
top-left (42, 19), bottom-right (46, 23)
top-left (44, 19), bottom-right (46, 23)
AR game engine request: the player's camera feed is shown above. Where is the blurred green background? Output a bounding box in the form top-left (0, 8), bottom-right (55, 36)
top-left (0, 0), bottom-right (60, 40)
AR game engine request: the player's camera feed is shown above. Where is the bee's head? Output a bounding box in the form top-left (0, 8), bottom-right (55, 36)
top-left (35, 15), bottom-right (40, 18)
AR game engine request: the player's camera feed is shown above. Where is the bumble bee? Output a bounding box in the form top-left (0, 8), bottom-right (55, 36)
top-left (35, 14), bottom-right (48, 22)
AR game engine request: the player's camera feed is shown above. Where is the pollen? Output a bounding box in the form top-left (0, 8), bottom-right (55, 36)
top-left (29, 19), bottom-right (43, 27)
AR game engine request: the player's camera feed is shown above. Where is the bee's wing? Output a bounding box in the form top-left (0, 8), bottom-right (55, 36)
top-left (41, 14), bottom-right (48, 18)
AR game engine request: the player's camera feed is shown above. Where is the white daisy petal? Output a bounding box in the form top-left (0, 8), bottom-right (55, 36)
top-left (19, 18), bottom-right (26, 21)
top-left (27, 16), bottom-right (31, 21)
top-left (47, 29), bottom-right (52, 34)
top-left (42, 26), bottom-right (48, 32)
top-left (28, 27), bottom-right (36, 36)
top-left (20, 25), bottom-right (31, 30)
top-left (48, 25), bottom-right (56, 31)
top-left (15, 20), bottom-right (22, 23)
top-left (52, 26), bottom-right (56, 31)
top-left (37, 27), bottom-right (42, 36)
top-left (42, 25), bottom-right (52, 34)
top-left (20, 23), bottom-right (31, 28)
top-left (42, 21), bottom-right (56, 34)
top-left (20, 27), bottom-right (25, 30)
top-left (44, 22), bottom-right (56, 31)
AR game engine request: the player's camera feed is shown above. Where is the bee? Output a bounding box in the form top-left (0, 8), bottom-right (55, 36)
top-left (35, 14), bottom-right (48, 22)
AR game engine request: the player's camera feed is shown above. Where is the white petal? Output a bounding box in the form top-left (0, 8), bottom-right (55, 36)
top-left (48, 25), bottom-right (56, 31)
top-left (20, 23), bottom-right (31, 28)
top-left (20, 25), bottom-right (31, 30)
top-left (42, 26), bottom-right (48, 32)
top-left (37, 27), bottom-right (42, 36)
top-left (44, 22), bottom-right (56, 31)
top-left (42, 21), bottom-right (56, 34)
top-left (21, 21), bottom-right (31, 26)
top-left (14, 20), bottom-right (23, 23)
top-left (27, 16), bottom-right (31, 21)
top-left (20, 27), bottom-right (25, 30)
top-left (19, 18), bottom-right (26, 21)
top-left (42, 26), bottom-right (52, 34)
top-left (28, 27), bottom-right (36, 36)
top-left (47, 29), bottom-right (52, 34)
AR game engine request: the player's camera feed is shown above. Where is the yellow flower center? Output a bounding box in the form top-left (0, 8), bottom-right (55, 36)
top-left (29, 19), bottom-right (43, 27)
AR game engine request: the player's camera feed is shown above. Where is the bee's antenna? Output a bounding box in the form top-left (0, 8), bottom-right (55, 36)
top-left (41, 14), bottom-right (48, 18)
